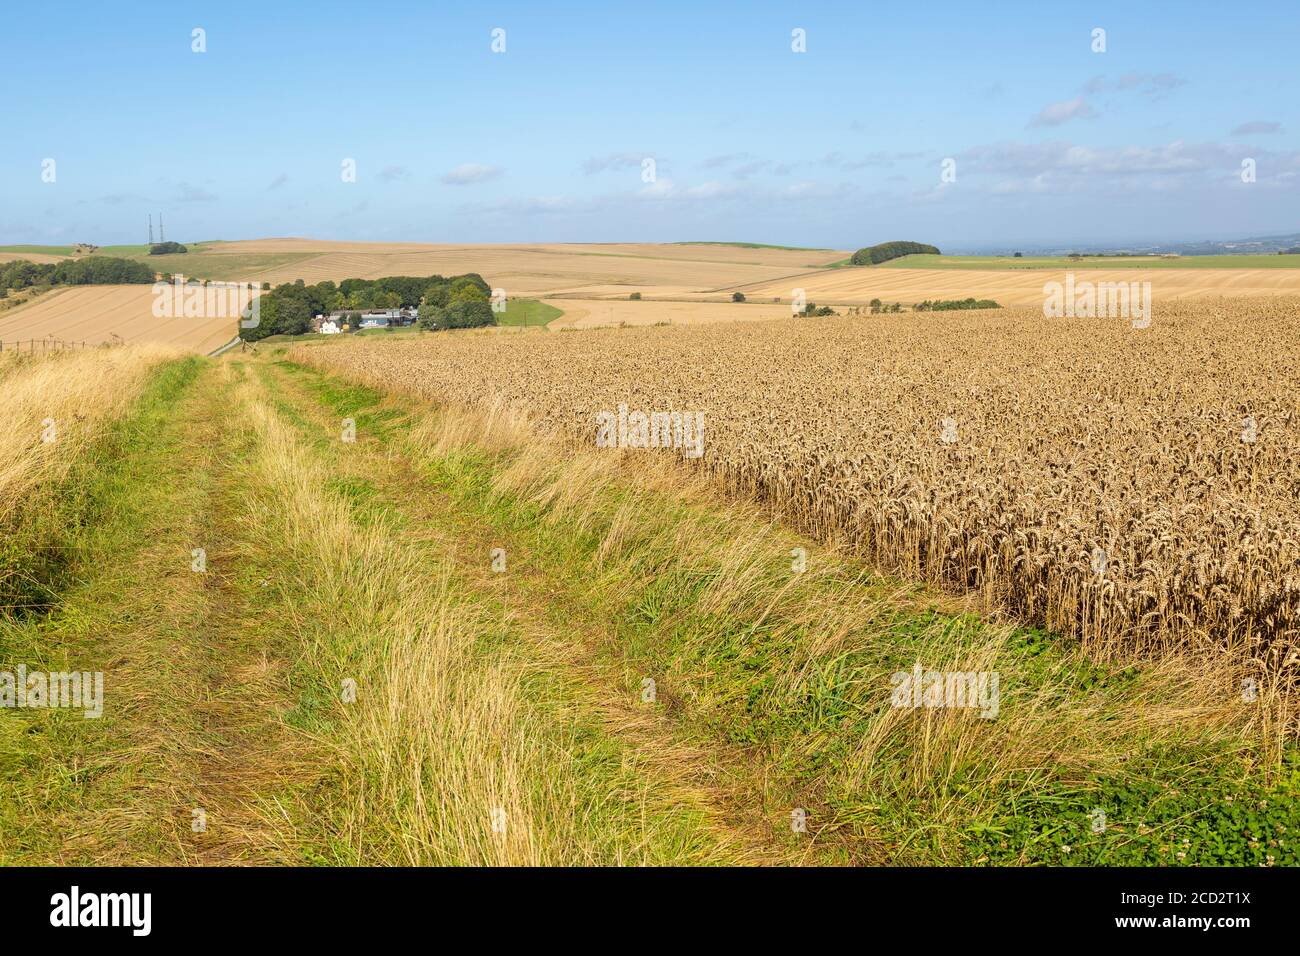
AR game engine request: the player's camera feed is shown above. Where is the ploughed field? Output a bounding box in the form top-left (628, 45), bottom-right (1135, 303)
top-left (293, 297), bottom-right (1300, 699)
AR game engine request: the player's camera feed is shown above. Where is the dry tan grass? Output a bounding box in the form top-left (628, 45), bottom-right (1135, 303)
top-left (291, 297), bottom-right (1300, 742)
top-left (0, 345), bottom-right (177, 526)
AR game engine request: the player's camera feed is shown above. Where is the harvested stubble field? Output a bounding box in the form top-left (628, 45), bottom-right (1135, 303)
top-left (544, 297), bottom-right (794, 329)
top-left (293, 296), bottom-right (1300, 737)
top-left (0, 286), bottom-right (239, 354)
top-left (739, 264), bottom-right (1300, 307)
top-left (230, 239), bottom-right (848, 297)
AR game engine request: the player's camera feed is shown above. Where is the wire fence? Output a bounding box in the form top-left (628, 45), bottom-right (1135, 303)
top-left (0, 337), bottom-right (102, 354)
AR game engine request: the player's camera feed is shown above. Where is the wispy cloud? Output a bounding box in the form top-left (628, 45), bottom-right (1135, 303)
top-left (335, 199), bottom-right (370, 219)
top-left (98, 191), bottom-right (146, 205)
top-left (957, 139), bottom-right (1300, 194)
top-left (267, 173), bottom-right (289, 190)
top-left (822, 150), bottom-right (925, 170)
top-left (1028, 97), bottom-right (1097, 128)
top-left (175, 182), bottom-right (218, 202)
top-left (379, 165), bottom-right (409, 183)
top-left (1231, 120), bottom-right (1282, 136)
top-left (441, 163), bottom-right (503, 185)
top-left (582, 152), bottom-right (649, 175)
top-left (1083, 73), bottom-right (1188, 98)
top-left (701, 153), bottom-right (748, 168)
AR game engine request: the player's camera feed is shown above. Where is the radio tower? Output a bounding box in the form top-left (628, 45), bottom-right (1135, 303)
top-left (159, 214), bottom-right (165, 244)
top-left (148, 214), bottom-right (154, 246)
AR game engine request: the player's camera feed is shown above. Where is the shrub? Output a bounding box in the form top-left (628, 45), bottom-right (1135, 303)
top-left (442, 299), bottom-right (496, 330)
top-left (417, 305), bottom-right (445, 331)
top-left (732, 292), bottom-right (746, 302)
top-left (148, 241), bottom-right (188, 255)
top-left (629, 292), bottom-right (642, 300)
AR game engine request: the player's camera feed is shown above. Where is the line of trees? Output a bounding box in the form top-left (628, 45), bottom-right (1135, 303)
top-left (850, 241), bottom-right (941, 266)
top-left (0, 256), bottom-right (155, 293)
top-left (242, 273), bottom-right (494, 340)
top-left (913, 297), bottom-right (1001, 311)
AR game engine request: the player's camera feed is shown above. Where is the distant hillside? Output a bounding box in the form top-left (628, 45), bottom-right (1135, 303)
top-left (674, 241), bottom-right (835, 252)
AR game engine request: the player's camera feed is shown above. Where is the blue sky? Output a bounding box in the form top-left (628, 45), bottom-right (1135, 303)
top-left (2, 0), bottom-right (1296, 250)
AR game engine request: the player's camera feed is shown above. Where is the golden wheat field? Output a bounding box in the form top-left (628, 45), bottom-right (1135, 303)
top-left (293, 296), bottom-right (1300, 720)
top-left (0, 286), bottom-right (240, 354)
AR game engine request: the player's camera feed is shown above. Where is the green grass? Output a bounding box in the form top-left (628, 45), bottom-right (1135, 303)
top-left (969, 748), bottom-right (1300, 866)
top-left (496, 298), bottom-right (563, 327)
top-left (877, 253), bottom-right (1300, 270)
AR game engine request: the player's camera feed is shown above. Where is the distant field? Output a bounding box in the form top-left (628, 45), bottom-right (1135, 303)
top-left (128, 250), bottom-right (318, 281)
top-left (881, 253), bottom-right (1300, 270)
top-left (546, 297), bottom-right (793, 329)
top-left (1, 241), bottom-right (314, 280)
top-left (497, 298), bottom-right (563, 327)
top-left (673, 241), bottom-right (836, 252)
top-left (0, 244), bottom-right (76, 257)
top-left (4, 240), bottom-right (1298, 322)
top-left (202, 239), bottom-right (850, 295)
top-left (739, 265), bottom-right (1300, 306)
top-left (0, 285), bottom-right (238, 353)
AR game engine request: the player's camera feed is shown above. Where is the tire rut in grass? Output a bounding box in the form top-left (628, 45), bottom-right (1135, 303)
top-left (258, 357), bottom-right (833, 865)
top-left (5, 359), bottom-right (319, 864)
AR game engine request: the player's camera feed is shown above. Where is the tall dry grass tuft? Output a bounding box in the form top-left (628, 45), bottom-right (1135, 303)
top-left (0, 346), bottom-right (178, 611)
top-left (0, 346), bottom-right (177, 525)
